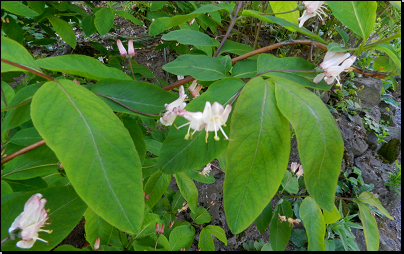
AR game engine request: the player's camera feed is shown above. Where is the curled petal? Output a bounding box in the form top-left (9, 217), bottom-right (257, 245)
top-left (298, 11), bottom-right (316, 27)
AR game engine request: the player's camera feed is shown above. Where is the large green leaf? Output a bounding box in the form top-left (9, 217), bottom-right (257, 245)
top-left (30, 79), bottom-right (144, 234)
top-left (255, 202), bottom-right (273, 234)
top-left (1, 185), bottom-right (87, 251)
top-left (218, 40), bottom-right (254, 56)
top-left (1, 1), bottom-right (39, 16)
top-left (257, 54), bottom-right (331, 91)
top-left (323, 204), bottom-right (341, 224)
top-left (232, 60), bottom-right (257, 78)
top-left (9, 127), bottom-right (42, 146)
top-left (114, 9), bottom-right (143, 26)
top-left (269, 1), bottom-right (299, 24)
top-left (174, 172), bottom-right (198, 211)
top-left (47, 15), bottom-right (77, 48)
top-left (169, 224), bottom-right (195, 251)
top-left (121, 116), bottom-right (146, 164)
top-left (274, 77), bottom-right (343, 212)
top-left (148, 17), bottom-right (171, 36)
top-left (94, 7), bottom-right (115, 36)
top-left (159, 78), bottom-right (245, 174)
top-left (198, 227), bottom-right (215, 251)
top-left (357, 191), bottom-right (393, 220)
top-left (84, 207), bottom-right (114, 249)
top-left (190, 4), bottom-right (225, 14)
top-left (326, 1), bottom-right (377, 41)
top-left (91, 79), bottom-right (177, 117)
top-left (373, 43), bottom-right (401, 71)
top-left (166, 13), bottom-right (200, 27)
top-left (270, 200), bottom-right (293, 251)
top-left (162, 55), bottom-right (227, 81)
top-left (224, 77), bottom-right (290, 234)
top-left (36, 55), bottom-right (131, 81)
top-left (144, 170), bottom-right (172, 209)
top-left (300, 197), bottom-right (326, 251)
top-left (205, 225), bottom-right (227, 245)
top-left (1, 37), bottom-right (42, 73)
top-left (356, 202), bottom-right (379, 251)
top-left (242, 10), bottom-right (327, 44)
top-left (162, 30), bottom-right (216, 46)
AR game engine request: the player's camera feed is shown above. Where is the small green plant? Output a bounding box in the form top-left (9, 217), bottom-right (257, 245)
top-left (384, 161), bottom-right (401, 195)
top-left (243, 238), bottom-right (272, 251)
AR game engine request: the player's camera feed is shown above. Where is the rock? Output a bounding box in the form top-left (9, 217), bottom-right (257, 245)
top-left (377, 139), bottom-right (401, 164)
top-left (337, 114), bottom-right (368, 157)
top-left (355, 78), bottom-right (383, 106)
top-left (358, 101), bottom-right (381, 124)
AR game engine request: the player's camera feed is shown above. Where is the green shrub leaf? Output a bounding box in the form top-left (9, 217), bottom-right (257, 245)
top-left (300, 197), bottom-right (326, 251)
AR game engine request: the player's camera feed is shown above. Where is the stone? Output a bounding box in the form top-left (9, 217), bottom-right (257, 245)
top-left (337, 114), bottom-right (368, 157)
top-left (355, 77), bottom-right (383, 106)
top-left (377, 139), bottom-right (401, 164)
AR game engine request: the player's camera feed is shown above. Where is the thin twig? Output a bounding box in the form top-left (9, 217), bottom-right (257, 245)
top-left (1, 59), bottom-right (56, 81)
top-left (1, 140), bottom-right (46, 165)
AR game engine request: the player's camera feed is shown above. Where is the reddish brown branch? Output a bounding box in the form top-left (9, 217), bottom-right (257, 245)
top-left (1, 58), bottom-right (56, 81)
top-left (1, 140), bottom-right (46, 165)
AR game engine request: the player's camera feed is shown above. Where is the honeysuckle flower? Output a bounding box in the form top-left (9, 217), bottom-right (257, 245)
top-left (278, 214), bottom-right (287, 222)
top-left (169, 221), bottom-right (175, 228)
top-left (116, 39), bottom-right (135, 58)
top-left (313, 51), bottom-right (356, 85)
top-left (296, 165), bottom-right (304, 179)
top-left (155, 223), bottom-right (160, 233)
top-left (8, 193), bottom-right (51, 249)
top-left (177, 110), bottom-right (205, 139)
top-left (94, 238), bottom-right (100, 250)
top-left (287, 218), bottom-right (301, 226)
top-left (159, 224), bottom-right (165, 234)
top-left (298, 1), bottom-right (326, 28)
top-left (160, 85), bottom-right (188, 126)
top-left (188, 80), bottom-right (203, 98)
top-left (290, 162), bottom-right (300, 173)
top-left (177, 202), bottom-right (189, 213)
top-left (202, 101), bottom-right (232, 142)
top-left (200, 163), bottom-right (212, 176)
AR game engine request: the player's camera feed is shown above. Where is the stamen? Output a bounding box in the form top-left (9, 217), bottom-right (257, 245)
top-left (220, 126), bottom-right (229, 140)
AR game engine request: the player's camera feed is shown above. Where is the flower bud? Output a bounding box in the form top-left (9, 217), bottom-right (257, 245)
top-left (159, 224), bottom-right (165, 234)
top-left (116, 39), bottom-right (127, 57)
top-left (127, 40), bottom-right (135, 57)
top-left (169, 221), bottom-right (175, 228)
top-left (94, 237), bottom-right (100, 250)
top-left (155, 223), bottom-right (159, 233)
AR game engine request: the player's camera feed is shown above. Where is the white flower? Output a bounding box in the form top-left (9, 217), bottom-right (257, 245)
top-left (200, 163), bottom-right (212, 176)
top-left (296, 165), bottom-right (304, 179)
top-left (160, 85), bottom-right (188, 126)
top-left (188, 80), bottom-right (203, 98)
top-left (117, 39), bottom-right (135, 58)
top-left (298, 1), bottom-right (326, 28)
top-left (8, 193), bottom-right (51, 249)
top-left (202, 101), bottom-right (232, 142)
top-left (177, 109), bottom-right (205, 139)
top-left (314, 52), bottom-right (356, 85)
top-left (290, 162), bottom-right (300, 173)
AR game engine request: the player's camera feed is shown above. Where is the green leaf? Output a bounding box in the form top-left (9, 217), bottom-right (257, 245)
top-left (327, 42), bottom-right (346, 52)
top-left (47, 15), bottom-right (77, 48)
top-left (9, 127), bottom-right (42, 146)
top-left (1, 37), bottom-right (42, 73)
top-left (224, 77), bottom-right (290, 234)
top-left (85, 207), bottom-right (114, 248)
top-left (27, 1), bottom-right (45, 15)
top-left (144, 137), bottom-right (162, 156)
top-left (281, 171), bottom-right (299, 194)
top-left (169, 224), bottom-right (195, 251)
top-left (232, 60), bottom-right (257, 78)
top-left (191, 206), bottom-right (212, 224)
top-left (121, 116), bottom-right (146, 164)
top-left (257, 54), bottom-right (331, 91)
top-left (134, 213), bottom-right (160, 239)
top-left (205, 225), bottom-right (227, 245)
top-left (270, 200), bottom-right (293, 251)
top-left (92, 79), bottom-right (176, 117)
top-left (1, 145), bottom-right (58, 180)
top-left (1, 180), bottom-right (13, 195)
top-left (67, 3), bottom-right (88, 16)
top-left (94, 7), bottom-right (115, 36)
top-left (242, 10), bottom-right (327, 44)
top-left (373, 56), bottom-right (396, 72)
top-left (190, 4), bottom-right (225, 14)
top-left (269, 1), bottom-right (299, 24)
top-left (162, 30), bottom-right (216, 46)
top-left (1, 81), bottom-right (15, 110)
top-left (326, 1), bottom-right (377, 41)
top-left (148, 17), bottom-right (171, 36)
top-left (3, 177), bottom-right (47, 192)
top-left (81, 15), bottom-right (97, 37)
top-left (1, 186), bottom-right (87, 251)
top-left (218, 40), bottom-right (254, 56)
top-left (322, 204), bottom-right (341, 224)
top-left (198, 227), bottom-right (215, 251)
top-left (163, 55), bottom-right (227, 81)
top-left (144, 170), bottom-right (172, 209)
top-left (36, 55), bottom-right (131, 81)
top-left (357, 191), bottom-right (393, 220)
top-left (335, 27), bottom-right (349, 46)
top-left (373, 43), bottom-right (401, 71)
top-left (174, 172), bottom-right (198, 211)
top-left (1, 1), bottom-right (39, 16)
top-left (274, 77), bottom-right (343, 212)
top-left (1, 83), bottom-right (42, 132)
top-left (186, 169), bottom-right (216, 184)
top-left (159, 78), bottom-right (244, 174)
top-left (114, 9), bottom-right (143, 26)
top-left (290, 228), bottom-right (308, 247)
top-left (166, 13), bottom-right (200, 27)
top-left (150, 1), bottom-right (168, 11)
top-left (1, 16), bottom-right (24, 44)
top-left (300, 197), bottom-right (326, 251)
top-left (31, 79), bottom-right (144, 234)
top-left (255, 202), bottom-right (273, 234)
top-left (356, 202), bottom-right (379, 251)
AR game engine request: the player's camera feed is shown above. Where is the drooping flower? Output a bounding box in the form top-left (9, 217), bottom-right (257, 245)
top-left (94, 238), bottom-right (100, 250)
top-left (177, 109), bottom-right (205, 139)
top-left (200, 163), bottom-right (212, 176)
top-left (296, 165), bottom-right (304, 179)
top-left (8, 193), bottom-right (52, 249)
top-left (287, 218), bottom-right (301, 226)
top-left (188, 80), bottom-right (203, 98)
top-left (314, 51), bottom-right (356, 85)
top-left (160, 85), bottom-right (188, 126)
top-left (278, 214), bottom-right (287, 222)
top-left (202, 101), bottom-right (232, 142)
top-left (116, 39), bottom-right (135, 58)
top-left (298, 1), bottom-right (326, 28)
